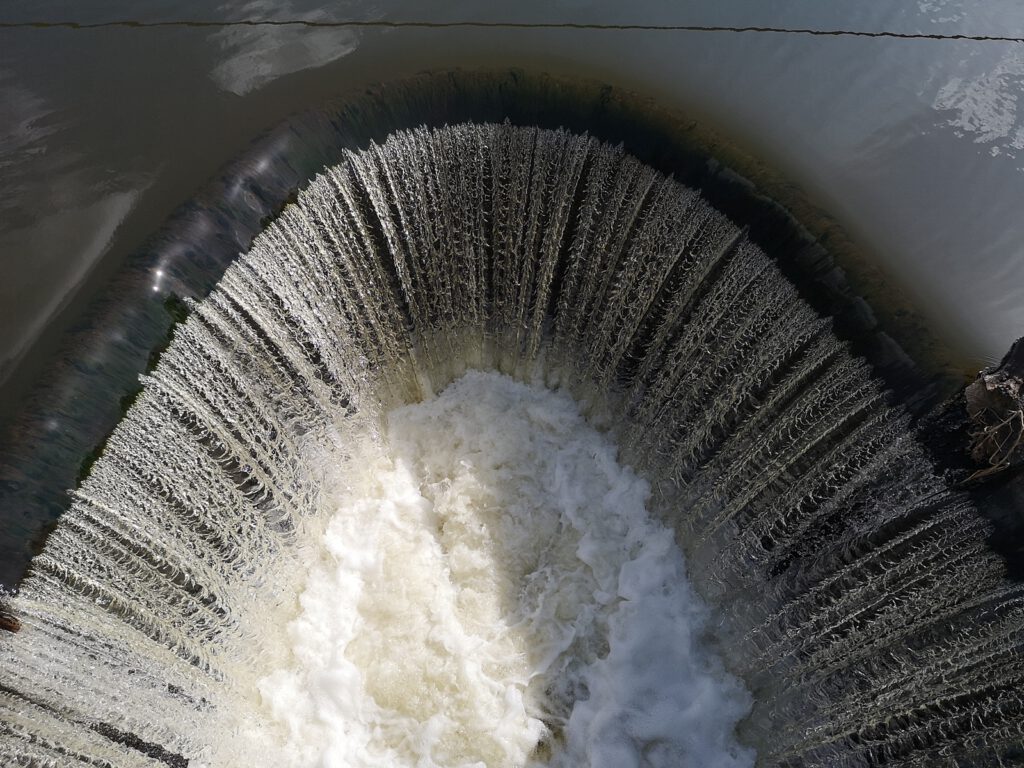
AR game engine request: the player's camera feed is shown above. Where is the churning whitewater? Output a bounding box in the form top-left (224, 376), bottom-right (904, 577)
top-left (251, 371), bottom-right (753, 768)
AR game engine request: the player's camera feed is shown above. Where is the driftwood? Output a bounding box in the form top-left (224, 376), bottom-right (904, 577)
top-left (966, 337), bottom-right (1024, 480)
top-left (0, 608), bottom-right (20, 633)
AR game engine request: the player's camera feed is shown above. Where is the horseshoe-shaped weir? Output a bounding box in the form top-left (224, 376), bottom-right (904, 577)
top-left (1, 122), bottom-right (1021, 767)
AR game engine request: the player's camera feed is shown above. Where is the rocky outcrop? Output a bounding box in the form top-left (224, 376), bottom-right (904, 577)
top-left (967, 337), bottom-right (1024, 479)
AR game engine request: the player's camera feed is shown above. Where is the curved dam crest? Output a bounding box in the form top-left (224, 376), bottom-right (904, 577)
top-left (0, 123), bottom-right (1021, 766)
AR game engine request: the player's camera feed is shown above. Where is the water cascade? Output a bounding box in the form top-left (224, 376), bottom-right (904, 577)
top-left (1, 123), bottom-right (1022, 766)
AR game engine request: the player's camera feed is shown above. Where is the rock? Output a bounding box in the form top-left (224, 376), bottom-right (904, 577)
top-left (966, 337), bottom-right (1024, 480)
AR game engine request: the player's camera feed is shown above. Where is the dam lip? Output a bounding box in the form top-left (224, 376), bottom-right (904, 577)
top-left (0, 67), bottom-right (966, 425)
top-left (0, 68), bottom-right (974, 590)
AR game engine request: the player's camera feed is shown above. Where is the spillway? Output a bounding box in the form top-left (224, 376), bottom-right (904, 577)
top-left (1, 122), bottom-right (1022, 766)
top-left (250, 370), bottom-right (753, 767)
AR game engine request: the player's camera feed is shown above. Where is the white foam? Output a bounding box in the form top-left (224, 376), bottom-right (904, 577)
top-left (248, 371), bottom-right (754, 767)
